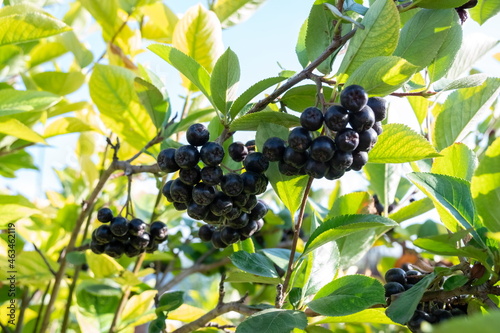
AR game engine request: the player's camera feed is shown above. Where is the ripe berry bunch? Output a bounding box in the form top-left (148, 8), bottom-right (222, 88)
top-left (383, 266), bottom-right (467, 332)
top-left (157, 124), bottom-right (269, 249)
top-left (90, 207), bottom-right (168, 258)
top-left (263, 85), bottom-right (386, 180)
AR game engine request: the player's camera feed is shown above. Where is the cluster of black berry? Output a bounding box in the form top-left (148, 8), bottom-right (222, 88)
top-left (157, 124), bottom-right (269, 249)
top-left (263, 85), bottom-right (385, 179)
top-left (90, 208), bottom-right (168, 258)
top-left (384, 267), bottom-right (467, 332)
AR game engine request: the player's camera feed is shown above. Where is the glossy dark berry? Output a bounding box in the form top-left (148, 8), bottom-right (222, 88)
top-left (187, 201), bottom-right (209, 220)
top-left (150, 221), bottom-right (168, 241)
top-left (283, 147), bottom-right (308, 168)
top-left (124, 243), bottom-right (142, 257)
top-left (170, 179), bottom-right (192, 203)
top-left (372, 122), bottom-right (383, 135)
top-left (203, 211), bottom-right (223, 224)
top-left (304, 159), bottom-right (329, 179)
top-left (227, 212), bottom-right (249, 229)
top-left (228, 141), bottom-right (248, 162)
top-left (179, 165), bottom-right (201, 186)
top-left (173, 201), bottom-right (187, 211)
top-left (243, 152), bottom-right (269, 173)
top-left (114, 233), bottom-right (129, 243)
top-left (242, 194), bottom-right (257, 213)
top-left (221, 174), bottom-right (244, 196)
top-left (128, 218), bottom-right (147, 236)
top-left (200, 142), bottom-right (225, 166)
top-left (278, 161), bottom-right (301, 176)
top-left (300, 106), bottom-right (324, 131)
top-left (238, 219), bottom-right (259, 238)
top-left (250, 200), bottom-right (268, 220)
top-left (385, 268), bottom-right (407, 285)
top-left (330, 150), bottom-right (353, 170)
top-left (94, 225), bottom-right (113, 243)
top-left (157, 148), bottom-right (180, 173)
top-left (221, 226), bottom-right (240, 245)
top-left (130, 232), bottom-right (151, 250)
top-left (241, 171), bottom-right (265, 195)
top-left (357, 128), bottom-right (378, 152)
top-left (262, 137), bottom-right (286, 162)
top-left (349, 105), bottom-right (375, 132)
top-left (97, 207), bottom-right (113, 223)
top-left (186, 123), bottom-right (210, 146)
top-left (288, 127), bottom-right (312, 152)
top-left (433, 309), bottom-right (452, 322)
top-left (350, 151), bottom-right (368, 171)
top-left (310, 136), bottom-right (335, 162)
top-left (325, 167), bottom-right (344, 180)
top-left (198, 224), bottom-right (214, 242)
top-left (408, 310), bottom-right (433, 331)
top-left (224, 206), bottom-right (242, 220)
top-left (245, 140), bottom-right (256, 153)
top-left (104, 240), bottom-right (125, 258)
top-left (174, 145), bottom-right (200, 169)
top-left (200, 166), bottom-right (223, 186)
top-left (255, 219), bottom-right (264, 232)
top-left (404, 284), bottom-right (414, 290)
top-left (256, 174), bottom-right (269, 194)
top-left (335, 129), bottom-right (359, 152)
top-left (324, 105), bottom-right (349, 131)
top-left (384, 282), bottom-right (405, 297)
top-left (211, 230), bottom-right (228, 249)
top-left (340, 85), bottom-right (368, 112)
top-left (162, 180), bottom-right (174, 202)
top-left (209, 192), bottom-right (233, 216)
top-left (90, 240), bottom-right (106, 254)
top-left (192, 183), bottom-right (216, 206)
top-left (110, 217), bottom-right (129, 237)
top-left (146, 240), bottom-right (159, 253)
top-left (367, 97), bottom-right (387, 122)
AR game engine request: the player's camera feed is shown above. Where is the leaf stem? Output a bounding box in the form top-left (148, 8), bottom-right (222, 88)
top-left (279, 176), bottom-right (314, 308)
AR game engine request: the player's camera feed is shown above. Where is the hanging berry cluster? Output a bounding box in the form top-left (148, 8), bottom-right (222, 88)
top-left (90, 207), bottom-right (168, 257)
top-left (157, 124), bottom-right (269, 249)
top-left (263, 85), bottom-right (386, 179)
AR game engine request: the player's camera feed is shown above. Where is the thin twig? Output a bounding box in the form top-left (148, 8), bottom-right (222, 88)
top-left (390, 91), bottom-right (437, 97)
top-left (217, 274), bottom-right (226, 306)
top-left (33, 244), bottom-right (57, 276)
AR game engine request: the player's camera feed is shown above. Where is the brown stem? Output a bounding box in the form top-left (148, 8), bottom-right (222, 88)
top-left (279, 176), bottom-right (314, 308)
top-left (34, 281), bottom-right (52, 333)
top-left (33, 244), bottom-right (57, 276)
top-left (15, 287), bottom-right (30, 333)
top-left (390, 91), bottom-right (436, 97)
top-left (419, 284), bottom-right (500, 303)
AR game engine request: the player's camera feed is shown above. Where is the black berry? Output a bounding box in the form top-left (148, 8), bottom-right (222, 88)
top-left (245, 140), bottom-right (256, 153)
top-left (241, 172), bottom-right (265, 195)
top-left (173, 201), bottom-right (187, 211)
top-left (211, 230), bottom-right (227, 249)
top-left (250, 200), bottom-right (268, 220)
top-left (203, 211), bottom-right (223, 224)
top-left (186, 123), bottom-right (210, 146)
top-left (162, 180), bottom-right (174, 202)
top-left (94, 225), bottom-right (113, 243)
top-left (97, 207), bottom-right (113, 223)
top-left (335, 129), bottom-right (359, 152)
top-left (157, 148), bottom-right (180, 173)
top-left (221, 174), bottom-right (244, 196)
top-left (110, 217), bottom-right (129, 237)
top-left (325, 167), bottom-right (345, 180)
top-left (304, 159), bottom-right (329, 179)
top-left (124, 243), bottom-right (142, 257)
top-left (238, 219), bottom-right (259, 238)
top-left (198, 224), bottom-right (214, 242)
top-left (128, 218), bottom-right (147, 236)
top-left (278, 161), bottom-right (301, 176)
top-left (243, 152), bottom-right (269, 173)
top-left (130, 232), bottom-right (151, 250)
top-left (104, 240), bottom-right (125, 258)
top-left (224, 206), bottom-right (242, 220)
top-left (192, 183), bottom-right (216, 206)
top-left (324, 105), bottom-right (349, 131)
top-left (340, 85), bottom-right (368, 112)
top-left (385, 268), bottom-right (407, 285)
top-left (201, 166), bottom-right (223, 186)
top-left (200, 142), bottom-right (225, 166)
top-left (357, 128), bottom-right (378, 152)
top-left (242, 195), bottom-right (257, 213)
top-left (330, 150), bottom-right (353, 170)
top-left (372, 122), bottom-right (383, 135)
top-left (209, 192), bottom-right (233, 216)
top-left (300, 106), bottom-right (324, 131)
top-left (288, 127), bottom-right (312, 152)
top-left (309, 136), bottom-right (335, 162)
top-left (283, 147), bottom-right (308, 168)
top-left (179, 165), bottom-right (201, 186)
top-left (227, 212), bottom-right (249, 229)
top-left (350, 151), bottom-right (368, 171)
top-left (170, 179), bottom-right (193, 203)
top-left (367, 97), bottom-right (387, 122)
top-left (349, 105), bottom-right (375, 132)
top-left (90, 240), bottom-right (106, 254)
top-left (187, 201), bottom-right (209, 220)
top-left (220, 226), bottom-right (240, 245)
top-left (150, 221), bottom-right (168, 241)
top-left (384, 281), bottom-right (405, 297)
top-left (174, 145), bottom-right (200, 169)
top-left (228, 141), bottom-right (248, 162)
top-left (262, 137), bottom-right (286, 162)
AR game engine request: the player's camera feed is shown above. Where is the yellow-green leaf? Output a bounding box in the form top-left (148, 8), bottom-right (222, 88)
top-left (431, 143), bottom-right (477, 181)
top-left (213, 0), bottom-right (267, 28)
top-left (85, 251), bottom-right (124, 278)
top-left (0, 118), bottom-right (46, 143)
top-left (469, 0), bottom-right (500, 25)
top-left (140, 2), bottom-right (178, 43)
top-left (32, 71), bottom-right (86, 96)
top-left (44, 117), bottom-right (95, 138)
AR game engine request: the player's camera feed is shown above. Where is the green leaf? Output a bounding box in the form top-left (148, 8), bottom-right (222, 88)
top-left (394, 9), bottom-right (455, 71)
top-left (0, 118), bottom-right (46, 143)
top-left (157, 291), bottom-right (184, 312)
top-left (148, 44), bottom-right (212, 100)
top-left (305, 4), bottom-right (336, 75)
top-left (327, 192), bottom-right (372, 219)
top-left (225, 271), bottom-right (281, 284)
top-left (386, 273), bottom-right (437, 324)
top-left (229, 76), bottom-right (286, 120)
top-left (427, 18), bottom-right (462, 83)
top-left (364, 164), bottom-right (401, 210)
top-left (210, 48), bottom-right (240, 114)
top-left (434, 310), bottom-right (500, 333)
top-left (302, 242), bottom-right (340, 297)
top-left (0, 195), bottom-right (40, 227)
top-left (295, 19), bottom-right (308, 68)
top-left (256, 123), bottom-right (308, 216)
top-left (315, 308), bottom-right (400, 325)
top-left (431, 143), bottom-right (477, 181)
top-left (446, 33), bottom-right (499, 80)
top-left (230, 111), bottom-right (300, 131)
top-left (230, 251), bottom-right (280, 278)
top-left (89, 64), bottom-right (156, 151)
top-left (233, 237), bottom-right (255, 254)
top-left (345, 56), bottom-right (417, 96)
top-left (134, 77), bottom-right (169, 129)
top-left (85, 251), bottom-right (123, 278)
top-left (413, 232), bottom-right (488, 262)
top-left (280, 85), bottom-right (334, 112)
top-left (308, 275), bottom-right (385, 317)
top-left (148, 313), bottom-right (166, 333)
top-left (368, 123), bottom-right (440, 163)
top-left (236, 309), bottom-right (307, 333)
top-left (408, 95), bottom-right (429, 126)
top-left (408, 172), bottom-right (485, 246)
top-left (388, 198), bottom-right (434, 223)
top-left (470, 0), bottom-right (500, 24)
top-left (337, 0), bottom-right (400, 82)
top-left (59, 31), bottom-right (94, 68)
top-left (28, 41), bottom-right (67, 68)
top-left (43, 117), bottom-right (95, 138)
top-left (432, 78), bottom-right (500, 151)
top-left (0, 90), bottom-right (61, 113)
top-left (303, 214), bottom-right (397, 256)
top-left (0, 4), bottom-right (71, 46)
top-left (472, 137), bottom-right (500, 232)
top-left (79, 0), bottom-right (120, 39)
top-left (435, 73), bottom-right (488, 92)
top-left (416, 0), bottom-right (468, 8)
top-left (0, 150), bottom-right (37, 178)
top-left (120, 290), bottom-right (156, 327)
top-left (76, 281), bottom-right (121, 317)
top-left (213, 0), bottom-right (267, 28)
top-left (172, 4), bottom-right (223, 90)
top-left (140, 2), bottom-right (178, 43)
top-left (32, 71), bottom-right (85, 96)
